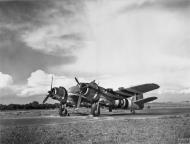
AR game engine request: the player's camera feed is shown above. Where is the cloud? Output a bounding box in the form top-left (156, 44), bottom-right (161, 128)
top-left (153, 0), bottom-right (190, 11)
top-left (0, 0), bottom-right (190, 103)
top-left (53, 0), bottom-right (190, 96)
top-left (18, 69), bottom-right (76, 97)
top-left (0, 72), bottom-right (13, 88)
top-left (22, 26), bottom-right (86, 56)
top-left (0, 0), bottom-right (51, 30)
top-left (0, 28), bottom-right (76, 83)
top-left (20, 0), bottom-right (89, 56)
top-left (118, 0), bottom-right (190, 14)
top-left (0, 72), bottom-right (17, 98)
top-left (0, 0), bottom-right (86, 83)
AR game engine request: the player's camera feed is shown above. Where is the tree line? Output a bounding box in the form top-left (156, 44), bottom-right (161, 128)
top-left (0, 101), bottom-right (60, 111)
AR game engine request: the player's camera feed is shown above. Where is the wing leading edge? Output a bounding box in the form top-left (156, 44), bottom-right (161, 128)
top-left (119, 83), bottom-right (160, 94)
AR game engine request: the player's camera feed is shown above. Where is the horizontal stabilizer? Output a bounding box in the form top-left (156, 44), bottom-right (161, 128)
top-left (134, 97), bottom-right (157, 105)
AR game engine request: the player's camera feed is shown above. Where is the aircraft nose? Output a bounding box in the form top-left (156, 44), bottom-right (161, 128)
top-left (79, 83), bottom-right (88, 94)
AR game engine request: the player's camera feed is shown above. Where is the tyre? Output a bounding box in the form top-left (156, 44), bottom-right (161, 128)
top-left (59, 105), bottom-right (68, 116)
top-left (91, 103), bottom-right (100, 116)
top-left (109, 107), bottom-right (112, 112)
top-left (59, 106), bottom-right (63, 116)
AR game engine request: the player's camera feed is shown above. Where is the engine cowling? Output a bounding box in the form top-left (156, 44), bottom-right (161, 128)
top-left (113, 99), bottom-right (132, 109)
top-left (81, 87), bottom-right (100, 103)
top-left (51, 87), bottom-right (68, 104)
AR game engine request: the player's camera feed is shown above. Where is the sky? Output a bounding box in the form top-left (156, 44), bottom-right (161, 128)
top-left (0, 0), bottom-right (190, 104)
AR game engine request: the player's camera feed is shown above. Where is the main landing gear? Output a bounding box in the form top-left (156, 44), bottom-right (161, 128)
top-left (130, 108), bottom-right (135, 114)
top-left (109, 107), bottom-right (112, 112)
top-left (91, 102), bottom-right (100, 116)
top-left (59, 104), bottom-right (70, 116)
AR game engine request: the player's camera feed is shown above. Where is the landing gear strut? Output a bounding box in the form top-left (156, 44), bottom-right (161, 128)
top-left (109, 107), bottom-right (112, 112)
top-left (91, 102), bottom-right (100, 116)
top-left (59, 104), bottom-right (70, 116)
top-left (130, 109), bottom-right (135, 114)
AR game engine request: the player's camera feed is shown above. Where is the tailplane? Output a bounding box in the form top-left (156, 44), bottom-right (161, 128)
top-left (134, 97), bottom-right (157, 106)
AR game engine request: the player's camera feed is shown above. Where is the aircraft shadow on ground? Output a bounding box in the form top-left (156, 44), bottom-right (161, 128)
top-left (99, 112), bottom-right (167, 117)
top-left (72, 112), bottom-right (168, 117)
top-left (71, 107), bottom-right (190, 117)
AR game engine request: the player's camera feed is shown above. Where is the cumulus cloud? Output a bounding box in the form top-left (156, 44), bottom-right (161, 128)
top-left (0, 72), bottom-right (13, 88)
top-left (0, 72), bottom-right (17, 98)
top-left (18, 69), bottom-right (76, 97)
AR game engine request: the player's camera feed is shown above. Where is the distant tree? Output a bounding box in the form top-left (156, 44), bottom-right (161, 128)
top-left (31, 101), bottom-right (39, 109)
top-left (0, 101), bottom-right (60, 110)
top-left (0, 104), bottom-right (6, 110)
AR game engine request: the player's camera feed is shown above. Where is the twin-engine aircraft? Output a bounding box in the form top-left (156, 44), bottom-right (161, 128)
top-left (43, 77), bottom-right (159, 116)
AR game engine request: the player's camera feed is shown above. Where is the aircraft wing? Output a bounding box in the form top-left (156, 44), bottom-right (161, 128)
top-left (134, 96), bottom-right (157, 105)
top-left (112, 90), bottom-right (133, 98)
top-left (119, 83), bottom-right (159, 94)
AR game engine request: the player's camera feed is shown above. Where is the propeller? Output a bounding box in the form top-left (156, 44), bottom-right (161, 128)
top-left (75, 77), bottom-right (91, 108)
top-left (74, 77), bottom-right (82, 108)
top-left (43, 95), bottom-right (49, 104)
top-left (74, 77), bottom-right (100, 108)
top-left (75, 77), bottom-right (80, 86)
top-left (50, 75), bottom-right (53, 90)
top-left (43, 76), bottom-right (53, 104)
top-left (75, 77), bottom-right (88, 89)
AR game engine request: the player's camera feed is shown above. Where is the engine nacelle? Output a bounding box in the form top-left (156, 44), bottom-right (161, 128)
top-left (51, 87), bottom-right (68, 104)
top-left (52, 87), bottom-right (67, 97)
top-left (113, 99), bottom-right (132, 109)
top-left (82, 88), bottom-right (100, 103)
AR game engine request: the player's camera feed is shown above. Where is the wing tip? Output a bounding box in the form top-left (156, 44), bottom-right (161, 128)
top-left (152, 96), bottom-right (158, 100)
top-left (151, 83), bottom-right (160, 89)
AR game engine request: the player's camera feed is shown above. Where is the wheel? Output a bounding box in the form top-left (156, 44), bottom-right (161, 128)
top-left (109, 107), bottom-right (112, 112)
top-left (59, 105), bottom-right (69, 116)
top-left (91, 103), bottom-right (100, 116)
top-left (59, 106), bottom-right (63, 116)
top-left (131, 109), bottom-right (135, 114)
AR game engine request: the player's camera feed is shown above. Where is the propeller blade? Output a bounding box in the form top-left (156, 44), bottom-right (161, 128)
top-left (50, 75), bottom-right (53, 90)
top-left (43, 95), bottom-right (50, 104)
top-left (81, 85), bottom-right (88, 89)
top-left (90, 80), bottom-right (96, 83)
top-left (75, 77), bottom-right (80, 85)
top-left (76, 94), bottom-right (82, 108)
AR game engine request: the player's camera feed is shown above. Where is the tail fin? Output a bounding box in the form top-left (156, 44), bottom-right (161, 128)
top-left (136, 94), bottom-right (143, 100)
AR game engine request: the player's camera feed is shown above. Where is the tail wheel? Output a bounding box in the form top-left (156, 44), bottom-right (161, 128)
top-left (91, 103), bottom-right (100, 116)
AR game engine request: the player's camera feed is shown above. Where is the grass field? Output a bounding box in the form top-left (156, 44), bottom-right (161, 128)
top-left (0, 103), bottom-right (190, 144)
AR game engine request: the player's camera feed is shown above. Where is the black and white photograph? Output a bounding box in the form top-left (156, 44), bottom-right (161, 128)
top-left (0, 0), bottom-right (190, 143)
